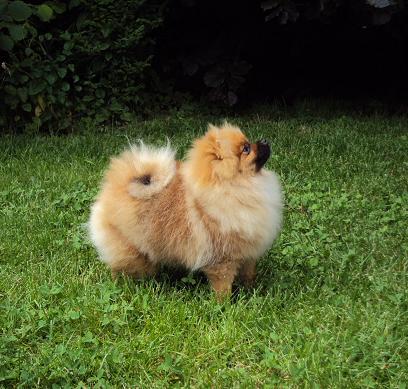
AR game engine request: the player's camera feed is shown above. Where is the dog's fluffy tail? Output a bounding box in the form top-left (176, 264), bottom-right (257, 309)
top-left (105, 142), bottom-right (177, 199)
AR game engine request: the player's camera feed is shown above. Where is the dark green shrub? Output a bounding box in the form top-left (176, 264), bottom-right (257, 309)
top-left (0, 0), bottom-right (165, 132)
top-left (69, 0), bottom-right (165, 125)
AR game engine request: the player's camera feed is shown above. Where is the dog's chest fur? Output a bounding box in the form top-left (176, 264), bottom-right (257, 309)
top-left (185, 169), bottom-right (283, 268)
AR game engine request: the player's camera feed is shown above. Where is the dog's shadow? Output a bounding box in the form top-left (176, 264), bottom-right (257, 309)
top-left (145, 265), bottom-right (278, 303)
top-left (113, 261), bottom-right (309, 304)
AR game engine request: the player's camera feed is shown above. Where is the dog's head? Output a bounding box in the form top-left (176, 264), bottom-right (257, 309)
top-left (186, 122), bottom-right (271, 186)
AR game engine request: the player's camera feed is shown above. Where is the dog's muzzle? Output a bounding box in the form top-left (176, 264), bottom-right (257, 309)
top-left (255, 139), bottom-right (270, 171)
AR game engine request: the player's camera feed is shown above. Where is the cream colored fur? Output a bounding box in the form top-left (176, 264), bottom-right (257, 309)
top-left (126, 142), bottom-right (176, 199)
top-left (181, 165), bottom-right (283, 261)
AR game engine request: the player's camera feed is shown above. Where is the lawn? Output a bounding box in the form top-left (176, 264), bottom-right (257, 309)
top-left (1, 104), bottom-right (407, 387)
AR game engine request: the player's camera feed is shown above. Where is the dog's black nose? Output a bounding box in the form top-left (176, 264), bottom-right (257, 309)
top-left (255, 140), bottom-right (271, 171)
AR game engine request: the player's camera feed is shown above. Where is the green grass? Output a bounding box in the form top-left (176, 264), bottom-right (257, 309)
top-left (1, 105), bottom-right (407, 387)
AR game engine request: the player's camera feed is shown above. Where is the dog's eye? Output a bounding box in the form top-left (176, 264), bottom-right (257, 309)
top-left (242, 143), bottom-right (251, 154)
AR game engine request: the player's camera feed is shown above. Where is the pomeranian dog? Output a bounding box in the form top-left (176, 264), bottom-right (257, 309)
top-left (89, 122), bottom-right (283, 299)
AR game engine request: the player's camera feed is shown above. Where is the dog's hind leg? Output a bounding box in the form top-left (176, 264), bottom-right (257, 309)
top-left (238, 259), bottom-right (257, 288)
top-left (90, 219), bottom-right (156, 279)
top-left (110, 250), bottom-right (157, 280)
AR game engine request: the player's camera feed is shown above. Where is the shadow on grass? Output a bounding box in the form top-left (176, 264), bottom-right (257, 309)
top-left (109, 259), bottom-right (319, 305)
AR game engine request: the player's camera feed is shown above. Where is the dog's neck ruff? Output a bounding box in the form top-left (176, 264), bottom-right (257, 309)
top-left (181, 164), bottom-right (283, 243)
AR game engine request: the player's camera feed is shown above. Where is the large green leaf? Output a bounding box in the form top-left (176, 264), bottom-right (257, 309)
top-left (28, 79), bottom-right (46, 95)
top-left (49, 2), bottom-right (66, 14)
top-left (37, 4), bottom-right (53, 22)
top-left (8, 1), bottom-right (32, 21)
top-left (17, 87), bottom-right (28, 102)
top-left (0, 33), bottom-right (14, 51)
top-left (57, 68), bottom-right (67, 78)
top-left (45, 73), bottom-right (57, 85)
top-left (8, 24), bottom-right (27, 41)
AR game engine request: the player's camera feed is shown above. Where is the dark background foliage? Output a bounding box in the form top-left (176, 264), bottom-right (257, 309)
top-left (157, 0), bottom-right (407, 107)
top-left (1, 0), bottom-right (408, 132)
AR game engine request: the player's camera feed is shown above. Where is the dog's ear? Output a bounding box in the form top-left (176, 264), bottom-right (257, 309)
top-left (209, 134), bottom-right (239, 181)
top-left (205, 124), bottom-right (237, 159)
top-left (203, 124), bottom-right (224, 160)
top-left (187, 124), bottom-right (239, 185)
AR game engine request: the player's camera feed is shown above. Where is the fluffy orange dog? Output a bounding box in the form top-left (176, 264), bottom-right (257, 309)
top-left (89, 122), bottom-right (283, 299)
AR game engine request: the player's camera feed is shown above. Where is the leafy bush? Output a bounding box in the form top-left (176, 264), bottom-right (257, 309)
top-left (0, 0), bottom-right (165, 132)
